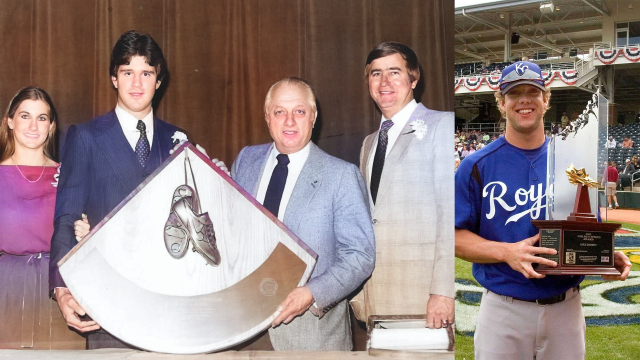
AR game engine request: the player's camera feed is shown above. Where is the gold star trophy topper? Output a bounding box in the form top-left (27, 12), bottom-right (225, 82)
top-left (566, 164), bottom-right (599, 188)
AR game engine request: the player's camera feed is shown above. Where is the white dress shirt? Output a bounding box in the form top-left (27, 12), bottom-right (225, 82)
top-left (256, 142), bottom-right (311, 221)
top-left (115, 105), bottom-right (155, 151)
top-left (366, 99), bottom-right (418, 179)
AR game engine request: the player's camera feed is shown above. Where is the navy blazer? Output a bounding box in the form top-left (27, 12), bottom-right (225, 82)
top-left (49, 110), bottom-right (181, 289)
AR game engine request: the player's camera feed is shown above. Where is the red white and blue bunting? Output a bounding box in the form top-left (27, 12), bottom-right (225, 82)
top-left (485, 75), bottom-right (501, 90)
top-left (463, 77), bottom-right (483, 91)
top-left (456, 70), bottom-right (578, 92)
top-left (455, 78), bottom-right (463, 91)
top-left (561, 69), bottom-right (578, 83)
top-left (624, 47), bottom-right (640, 61)
top-left (596, 47), bottom-right (640, 64)
top-left (596, 49), bottom-right (620, 64)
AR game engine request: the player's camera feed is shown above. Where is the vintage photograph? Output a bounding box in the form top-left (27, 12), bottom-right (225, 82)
top-left (0, 0), bottom-right (454, 358)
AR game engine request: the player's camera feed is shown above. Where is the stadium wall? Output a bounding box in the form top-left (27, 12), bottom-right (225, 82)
top-left (598, 190), bottom-right (640, 209)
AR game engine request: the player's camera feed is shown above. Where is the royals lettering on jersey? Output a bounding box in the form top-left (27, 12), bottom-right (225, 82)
top-left (483, 181), bottom-right (547, 224)
top-left (455, 136), bottom-right (582, 300)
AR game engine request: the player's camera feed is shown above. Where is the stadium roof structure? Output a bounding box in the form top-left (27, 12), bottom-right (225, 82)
top-left (455, 0), bottom-right (606, 64)
top-left (454, 0), bottom-right (640, 120)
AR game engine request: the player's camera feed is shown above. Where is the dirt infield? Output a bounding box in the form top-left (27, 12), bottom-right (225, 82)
top-left (600, 207), bottom-right (640, 225)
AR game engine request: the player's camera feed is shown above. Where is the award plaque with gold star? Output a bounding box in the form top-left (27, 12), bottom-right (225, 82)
top-left (532, 164), bottom-right (621, 275)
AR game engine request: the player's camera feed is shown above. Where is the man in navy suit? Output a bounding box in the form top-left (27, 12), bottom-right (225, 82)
top-left (49, 30), bottom-right (183, 348)
top-left (231, 77), bottom-right (375, 350)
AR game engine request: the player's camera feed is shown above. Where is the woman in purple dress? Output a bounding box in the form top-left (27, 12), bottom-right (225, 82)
top-left (0, 86), bottom-right (84, 349)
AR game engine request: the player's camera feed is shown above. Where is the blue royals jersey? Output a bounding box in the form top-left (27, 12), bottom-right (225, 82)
top-left (455, 136), bottom-right (582, 300)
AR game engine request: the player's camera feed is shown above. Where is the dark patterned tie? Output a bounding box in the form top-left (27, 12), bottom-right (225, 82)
top-left (135, 120), bottom-right (151, 166)
top-left (370, 119), bottom-right (394, 204)
top-left (263, 154), bottom-right (290, 217)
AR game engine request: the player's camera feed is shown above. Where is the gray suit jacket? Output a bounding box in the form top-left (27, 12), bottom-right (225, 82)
top-left (231, 142), bottom-right (375, 350)
top-left (351, 103), bottom-right (455, 321)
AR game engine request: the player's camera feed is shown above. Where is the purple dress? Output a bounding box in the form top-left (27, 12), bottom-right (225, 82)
top-left (0, 164), bottom-right (84, 349)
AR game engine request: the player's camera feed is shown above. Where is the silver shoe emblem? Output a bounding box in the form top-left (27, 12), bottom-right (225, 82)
top-left (164, 152), bottom-right (221, 266)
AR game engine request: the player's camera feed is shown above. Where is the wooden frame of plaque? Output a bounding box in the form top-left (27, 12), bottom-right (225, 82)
top-left (57, 143), bottom-right (318, 354)
top-left (532, 183), bottom-right (621, 275)
top-left (531, 220), bottom-right (620, 275)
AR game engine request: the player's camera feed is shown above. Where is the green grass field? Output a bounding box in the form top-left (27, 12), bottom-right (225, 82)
top-left (455, 222), bottom-right (640, 360)
top-left (612, 222), bottom-right (640, 232)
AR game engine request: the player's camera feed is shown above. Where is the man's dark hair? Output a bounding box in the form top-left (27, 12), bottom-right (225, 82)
top-left (109, 30), bottom-right (167, 82)
top-left (364, 41), bottom-right (420, 83)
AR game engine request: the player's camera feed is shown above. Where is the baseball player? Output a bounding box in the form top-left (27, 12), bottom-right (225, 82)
top-left (455, 61), bottom-right (631, 360)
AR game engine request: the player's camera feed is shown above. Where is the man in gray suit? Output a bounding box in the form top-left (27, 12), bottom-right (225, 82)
top-left (351, 42), bottom-right (455, 329)
top-left (231, 77), bottom-right (375, 351)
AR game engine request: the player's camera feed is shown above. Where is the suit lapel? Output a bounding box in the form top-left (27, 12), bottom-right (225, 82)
top-left (361, 133), bottom-right (376, 209)
top-left (94, 111), bottom-right (140, 189)
top-left (374, 104), bottom-right (426, 207)
top-left (153, 118), bottom-right (174, 160)
top-left (283, 143), bottom-right (323, 233)
top-left (242, 144), bottom-right (272, 197)
top-left (360, 133), bottom-right (376, 186)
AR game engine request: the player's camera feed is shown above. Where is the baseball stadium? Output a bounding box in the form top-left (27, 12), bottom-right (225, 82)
top-left (455, 1), bottom-right (640, 359)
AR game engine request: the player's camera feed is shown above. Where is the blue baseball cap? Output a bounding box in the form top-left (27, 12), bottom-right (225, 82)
top-left (499, 61), bottom-right (545, 94)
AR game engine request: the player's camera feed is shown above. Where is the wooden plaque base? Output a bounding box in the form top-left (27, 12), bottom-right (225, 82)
top-left (531, 220), bottom-right (620, 275)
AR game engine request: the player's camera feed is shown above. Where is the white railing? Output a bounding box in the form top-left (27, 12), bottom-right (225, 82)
top-left (455, 42), bottom-right (617, 80)
top-left (461, 123), bottom-right (501, 134)
top-left (454, 62), bottom-right (485, 77)
top-left (543, 62), bottom-right (575, 70)
top-left (593, 42), bottom-right (612, 51)
top-left (575, 52), bottom-right (595, 79)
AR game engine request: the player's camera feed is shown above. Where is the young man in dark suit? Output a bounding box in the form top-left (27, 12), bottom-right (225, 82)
top-left (50, 30), bottom-right (184, 349)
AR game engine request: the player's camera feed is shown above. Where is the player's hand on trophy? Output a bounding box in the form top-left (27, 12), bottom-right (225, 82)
top-left (169, 141), bottom-right (230, 176)
top-left (170, 141), bottom-right (187, 154)
top-left (193, 143), bottom-right (229, 175)
top-left (54, 287), bottom-right (100, 332)
top-left (74, 213), bottom-right (90, 241)
top-left (169, 140), bottom-right (209, 156)
top-left (601, 251), bottom-right (632, 281)
top-left (504, 233), bottom-right (558, 279)
top-left (271, 286), bottom-right (314, 327)
top-left (426, 294), bottom-right (454, 329)
top-left (210, 158), bottom-right (229, 176)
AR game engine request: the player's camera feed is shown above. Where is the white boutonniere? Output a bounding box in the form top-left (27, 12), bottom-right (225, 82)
top-left (408, 119), bottom-right (428, 140)
top-left (172, 131), bottom-right (188, 144)
top-left (52, 164), bottom-right (60, 187)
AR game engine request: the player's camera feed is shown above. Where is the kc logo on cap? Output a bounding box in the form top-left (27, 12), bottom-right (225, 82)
top-left (515, 62), bottom-right (528, 76)
top-left (499, 61), bottom-right (546, 94)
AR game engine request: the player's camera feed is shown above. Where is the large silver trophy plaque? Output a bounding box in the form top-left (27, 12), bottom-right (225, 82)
top-left (58, 143), bottom-right (317, 353)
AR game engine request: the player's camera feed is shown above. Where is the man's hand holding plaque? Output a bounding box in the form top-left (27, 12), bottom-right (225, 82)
top-left (602, 251), bottom-right (632, 281)
top-left (504, 233), bottom-right (558, 279)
